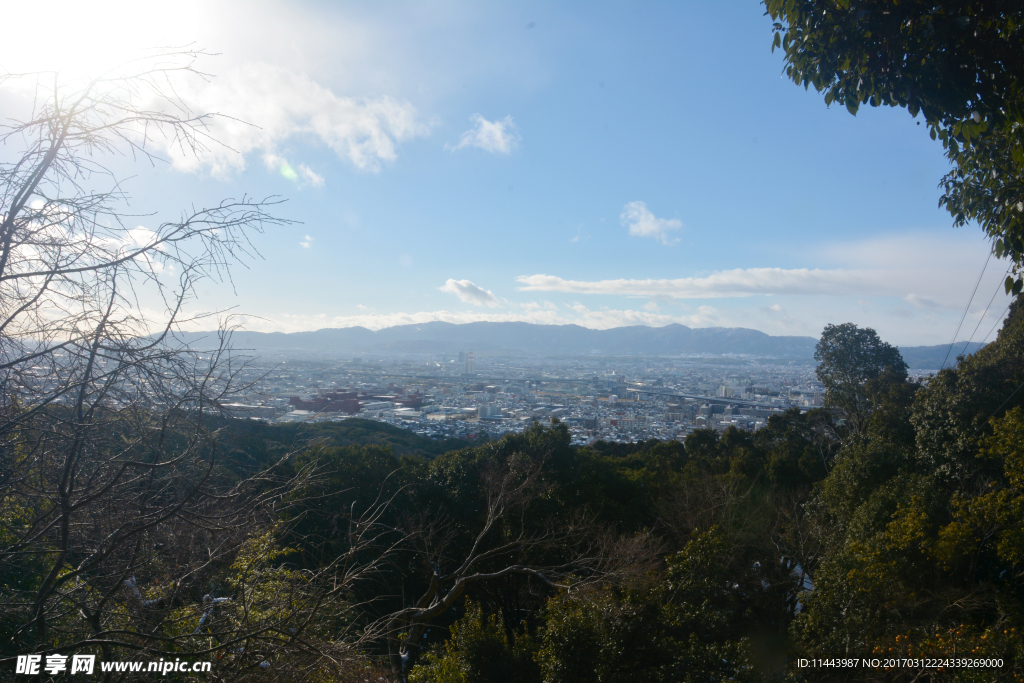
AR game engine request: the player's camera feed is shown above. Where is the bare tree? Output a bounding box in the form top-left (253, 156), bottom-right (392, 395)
top-left (0, 55), bottom-right (658, 683)
top-left (0, 52), bottom-right (390, 680)
top-left (383, 441), bottom-right (656, 680)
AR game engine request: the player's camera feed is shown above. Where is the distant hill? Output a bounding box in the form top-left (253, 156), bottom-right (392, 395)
top-left (175, 322), bottom-right (819, 359)
top-left (172, 322), bottom-right (986, 368)
top-left (897, 342), bottom-right (987, 370)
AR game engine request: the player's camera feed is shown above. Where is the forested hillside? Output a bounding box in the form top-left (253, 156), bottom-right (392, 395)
top-left (8, 301), bottom-right (1015, 681)
top-left (212, 417), bottom-right (468, 469)
top-left (296, 299), bottom-right (1022, 681)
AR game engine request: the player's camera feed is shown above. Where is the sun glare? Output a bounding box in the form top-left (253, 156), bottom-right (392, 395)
top-left (4, 0), bottom-right (200, 78)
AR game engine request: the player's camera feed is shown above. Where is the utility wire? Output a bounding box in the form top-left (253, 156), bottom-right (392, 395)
top-left (980, 302), bottom-right (1012, 345)
top-left (940, 250), bottom-right (992, 371)
top-left (958, 266), bottom-right (1011, 359)
top-left (970, 377), bottom-right (1024, 440)
top-left (964, 286), bottom-right (1018, 440)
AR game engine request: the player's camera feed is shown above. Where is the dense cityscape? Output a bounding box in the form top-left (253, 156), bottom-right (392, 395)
top-left (222, 350), bottom-right (938, 444)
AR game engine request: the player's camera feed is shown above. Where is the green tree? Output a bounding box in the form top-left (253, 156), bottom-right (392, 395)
top-left (766, 0), bottom-right (1024, 292)
top-left (911, 297), bottom-right (1024, 484)
top-left (937, 405), bottom-right (1024, 573)
top-left (409, 601), bottom-right (540, 683)
top-left (755, 407), bottom-right (836, 486)
top-left (814, 323), bottom-right (909, 431)
top-left (384, 423), bottom-right (632, 676)
top-left (536, 528), bottom-right (752, 683)
top-left (790, 307), bottom-right (1024, 677)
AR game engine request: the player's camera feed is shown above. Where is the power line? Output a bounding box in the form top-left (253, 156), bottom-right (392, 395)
top-left (980, 302), bottom-right (1012, 345)
top-left (958, 266), bottom-right (1011, 359)
top-left (970, 377), bottom-right (1024, 440)
top-left (940, 250), bottom-right (992, 371)
top-left (961, 289), bottom-right (1018, 440)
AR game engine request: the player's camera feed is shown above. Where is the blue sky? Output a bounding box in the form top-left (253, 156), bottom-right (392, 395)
top-left (4, 0), bottom-right (1012, 345)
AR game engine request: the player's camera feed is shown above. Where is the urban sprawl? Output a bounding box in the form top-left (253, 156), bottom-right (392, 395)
top-left (222, 351), bottom-right (937, 445)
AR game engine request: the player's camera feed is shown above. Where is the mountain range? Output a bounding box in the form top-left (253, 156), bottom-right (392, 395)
top-left (173, 322), bottom-right (985, 369)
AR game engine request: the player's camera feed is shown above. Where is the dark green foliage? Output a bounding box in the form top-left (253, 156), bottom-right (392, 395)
top-left (736, 42), bottom-right (1024, 662)
top-left (284, 443), bottom-right (409, 566)
top-left (395, 409), bottom-right (835, 679)
top-left (791, 308), bottom-right (1024, 679)
top-left (409, 601), bottom-right (541, 683)
top-left (912, 298), bottom-right (1024, 484)
top-left (942, 122), bottom-right (1024, 294)
top-left (536, 529), bottom-right (752, 683)
top-left (864, 367), bottom-right (920, 448)
top-left (815, 323), bottom-right (909, 431)
top-left (98, 306), bottom-right (1024, 679)
top-left (765, 0), bottom-right (1023, 127)
top-left (756, 408), bottom-right (835, 487)
top-left (766, 0), bottom-right (1024, 290)
top-left (214, 417), bottom-right (467, 472)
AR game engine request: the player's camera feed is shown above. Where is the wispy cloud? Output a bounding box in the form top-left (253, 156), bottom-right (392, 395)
top-left (439, 279), bottom-right (501, 307)
top-left (760, 303), bottom-right (801, 329)
top-left (515, 268), bottom-right (880, 298)
top-left (904, 293), bottom-right (942, 309)
top-left (620, 201), bottom-right (682, 245)
top-left (449, 114), bottom-right (520, 154)
top-left (299, 164), bottom-right (325, 187)
top-left (263, 153), bottom-right (325, 187)
top-left (562, 302), bottom-right (720, 329)
top-left (300, 235), bottom-right (313, 248)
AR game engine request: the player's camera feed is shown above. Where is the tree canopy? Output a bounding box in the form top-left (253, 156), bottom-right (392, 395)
top-left (766, 0), bottom-right (1024, 293)
top-left (814, 322), bottom-right (908, 429)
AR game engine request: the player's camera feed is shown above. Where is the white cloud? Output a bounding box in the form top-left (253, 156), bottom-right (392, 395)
top-left (172, 229), bottom-right (1016, 345)
top-left (122, 226), bottom-right (161, 250)
top-left (450, 114), bottom-right (520, 154)
top-left (815, 232), bottom-right (1011, 311)
top-left (760, 303), bottom-right (802, 330)
top-left (904, 293), bottom-right (942, 309)
top-left (515, 268), bottom-right (880, 298)
top-left (514, 301), bottom-right (558, 311)
top-left (439, 279), bottom-right (501, 307)
top-left (98, 225), bottom-right (170, 273)
top-left (300, 235), bottom-right (313, 248)
top-left (299, 164), bottom-right (325, 187)
top-left (263, 153), bottom-right (325, 187)
top-left (560, 302), bottom-right (720, 329)
top-left (263, 153), bottom-right (292, 177)
top-left (620, 201), bottom-right (682, 245)
top-left (167, 63), bottom-right (431, 176)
